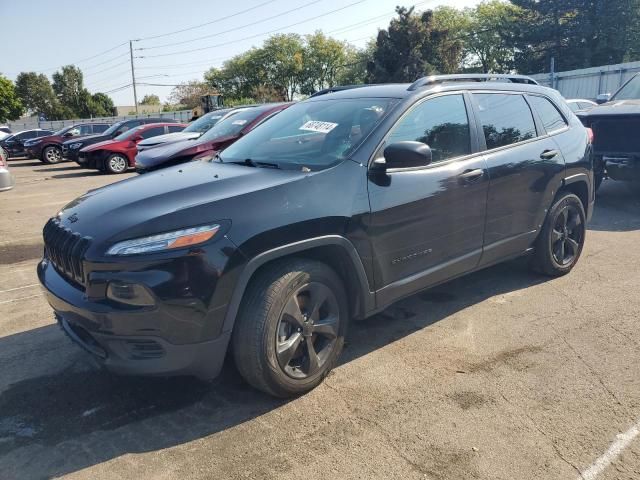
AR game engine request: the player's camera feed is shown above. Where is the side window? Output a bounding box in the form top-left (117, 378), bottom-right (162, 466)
top-left (141, 126), bottom-right (166, 139)
top-left (474, 93), bottom-right (537, 150)
top-left (20, 131), bottom-right (36, 139)
top-left (79, 125), bottom-right (93, 135)
top-left (387, 94), bottom-right (471, 163)
top-left (68, 127), bottom-right (81, 136)
top-left (168, 125), bottom-right (183, 133)
top-left (93, 124), bottom-right (109, 133)
top-left (528, 95), bottom-right (567, 133)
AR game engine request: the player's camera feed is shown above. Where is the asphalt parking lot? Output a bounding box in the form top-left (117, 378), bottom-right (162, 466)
top-left (1, 158), bottom-right (640, 480)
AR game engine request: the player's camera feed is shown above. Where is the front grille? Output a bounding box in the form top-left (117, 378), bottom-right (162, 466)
top-left (43, 218), bottom-right (91, 286)
top-left (593, 118), bottom-right (640, 155)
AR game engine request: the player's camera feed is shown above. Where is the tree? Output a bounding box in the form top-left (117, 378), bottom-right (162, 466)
top-left (260, 34), bottom-right (305, 100)
top-left (169, 80), bottom-right (210, 109)
top-left (52, 65), bottom-right (86, 116)
top-left (14, 72), bottom-right (62, 120)
top-left (463, 1), bottom-right (523, 73)
top-left (301, 31), bottom-right (348, 94)
top-left (335, 44), bottom-right (371, 86)
top-left (367, 7), bottom-right (462, 83)
top-left (90, 92), bottom-right (116, 117)
top-left (140, 94), bottom-right (160, 105)
top-left (0, 76), bottom-right (23, 122)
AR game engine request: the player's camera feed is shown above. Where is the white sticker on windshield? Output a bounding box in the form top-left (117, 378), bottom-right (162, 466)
top-left (232, 119), bottom-right (247, 125)
top-left (299, 121), bottom-right (338, 133)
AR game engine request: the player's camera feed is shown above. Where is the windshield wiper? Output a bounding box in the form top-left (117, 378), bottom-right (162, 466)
top-left (228, 158), bottom-right (280, 169)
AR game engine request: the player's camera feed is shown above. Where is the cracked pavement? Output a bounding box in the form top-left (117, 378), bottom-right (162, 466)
top-left (1, 159), bottom-right (640, 479)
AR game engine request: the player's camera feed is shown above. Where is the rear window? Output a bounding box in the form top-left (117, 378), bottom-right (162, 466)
top-left (528, 95), bottom-right (567, 133)
top-left (93, 124), bottom-right (109, 133)
top-left (474, 93), bottom-right (537, 150)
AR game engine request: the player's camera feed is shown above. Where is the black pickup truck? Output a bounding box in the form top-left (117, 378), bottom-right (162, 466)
top-left (577, 73), bottom-right (640, 189)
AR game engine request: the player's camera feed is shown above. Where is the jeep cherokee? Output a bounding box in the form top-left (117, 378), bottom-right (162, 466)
top-left (39, 75), bottom-right (594, 397)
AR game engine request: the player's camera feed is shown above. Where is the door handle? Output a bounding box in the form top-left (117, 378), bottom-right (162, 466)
top-left (459, 168), bottom-right (484, 184)
top-left (540, 149), bottom-right (559, 160)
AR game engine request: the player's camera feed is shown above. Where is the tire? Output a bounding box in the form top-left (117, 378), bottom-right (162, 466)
top-left (41, 145), bottom-right (63, 164)
top-left (531, 193), bottom-right (586, 277)
top-left (104, 154), bottom-right (129, 174)
top-left (232, 258), bottom-right (349, 397)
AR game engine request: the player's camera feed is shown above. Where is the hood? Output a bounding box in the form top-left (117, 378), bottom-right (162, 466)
top-left (62, 133), bottom-right (108, 147)
top-left (81, 138), bottom-right (126, 152)
top-left (55, 160), bottom-right (304, 255)
top-left (137, 131), bottom-right (201, 149)
top-left (135, 135), bottom-right (235, 168)
top-left (579, 99), bottom-right (640, 119)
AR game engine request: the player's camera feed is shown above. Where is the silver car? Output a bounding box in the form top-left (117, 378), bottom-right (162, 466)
top-left (0, 147), bottom-right (15, 191)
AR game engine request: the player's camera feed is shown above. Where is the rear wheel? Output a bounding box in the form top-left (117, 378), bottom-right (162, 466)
top-left (104, 154), bottom-right (129, 174)
top-left (42, 146), bottom-right (63, 164)
top-left (232, 259), bottom-right (348, 397)
top-left (531, 193), bottom-right (586, 276)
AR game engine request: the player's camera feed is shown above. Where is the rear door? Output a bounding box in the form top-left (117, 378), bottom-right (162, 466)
top-left (471, 92), bottom-right (566, 266)
top-left (366, 93), bottom-right (489, 306)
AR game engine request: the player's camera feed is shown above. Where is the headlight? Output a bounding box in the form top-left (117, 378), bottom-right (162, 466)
top-left (70, 143), bottom-right (83, 149)
top-left (106, 224), bottom-right (220, 256)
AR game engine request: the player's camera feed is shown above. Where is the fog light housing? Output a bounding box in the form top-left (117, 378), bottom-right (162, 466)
top-left (106, 281), bottom-right (155, 307)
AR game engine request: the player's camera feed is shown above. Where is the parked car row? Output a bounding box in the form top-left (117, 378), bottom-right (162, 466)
top-left (39, 74), bottom-right (595, 398)
top-left (1, 128), bottom-right (54, 157)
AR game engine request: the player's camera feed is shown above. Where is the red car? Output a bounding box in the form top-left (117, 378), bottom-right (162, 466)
top-left (78, 123), bottom-right (187, 174)
top-left (134, 103), bottom-right (291, 173)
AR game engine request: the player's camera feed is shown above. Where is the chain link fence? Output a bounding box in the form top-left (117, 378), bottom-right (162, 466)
top-left (6, 110), bottom-right (193, 132)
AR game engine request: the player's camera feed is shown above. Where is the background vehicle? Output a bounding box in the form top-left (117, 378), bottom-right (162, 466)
top-left (137, 109), bottom-right (235, 152)
top-left (566, 99), bottom-right (597, 113)
top-left (24, 123), bottom-right (110, 164)
top-left (0, 147), bottom-right (15, 191)
top-left (578, 73), bottom-right (640, 189)
top-left (39, 75), bottom-right (593, 398)
top-left (0, 126), bottom-right (11, 141)
top-left (135, 103), bottom-right (289, 173)
top-left (78, 123), bottom-right (187, 174)
top-left (190, 93), bottom-right (224, 120)
top-left (63, 117), bottom-right (178, 163)
top-left (1, 129), bottom-right (54, 157)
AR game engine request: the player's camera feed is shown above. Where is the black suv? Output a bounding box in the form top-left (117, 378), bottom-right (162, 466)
top-left (62, 117), bottom-right (178, 163)
top-left (39, 75), bottom-right (593, 397)
top-left (577, 73), bottom-right (640, 189)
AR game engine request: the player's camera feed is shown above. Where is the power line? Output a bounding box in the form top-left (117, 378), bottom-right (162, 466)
top-left (138, 0), bottom-right (367, 59)
top-left (136, 0), bottom-right (278, 41)
top-left (138, 0), bottom-right (323, 51)
top-left (102, 83), bottom-right (133, 94)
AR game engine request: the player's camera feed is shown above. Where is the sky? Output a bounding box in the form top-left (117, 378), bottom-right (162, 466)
top-left (1, 0), bottom-right (481, 106)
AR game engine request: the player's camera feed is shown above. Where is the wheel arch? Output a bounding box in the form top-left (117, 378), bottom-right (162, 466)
top-left (40, 143), bottom-right (61, 158)
top-left (222, 235), bottom-right (375, 334)
top-left (558, 173), bottom-right (591, 216)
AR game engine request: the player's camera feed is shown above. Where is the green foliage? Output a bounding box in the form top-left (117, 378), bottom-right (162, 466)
top-left (0, 75), bottom-right (23, 122)
top-left (168, 80), bottom-right (211, 108)
top-left (89, 92), bottom-right (116, 117)
top-left (140, 94), bottom-right (161, 105)
top-left (14, 72), bottom-right (63, 119)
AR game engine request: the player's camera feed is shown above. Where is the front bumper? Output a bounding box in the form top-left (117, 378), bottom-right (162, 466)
top-left (0, 169), bottom-right (15, 191)
top-left (64, 146), bottom-right (81, 162)
top-left (37, 243), bottom-right (239, 379)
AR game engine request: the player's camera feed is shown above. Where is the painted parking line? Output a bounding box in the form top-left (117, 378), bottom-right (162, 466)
top-left (579, 419), bottom-right (640, 480)
top-left (0, 293), bottom-right (42, 305)
top-left (0, 283), bottom-right (39, 294)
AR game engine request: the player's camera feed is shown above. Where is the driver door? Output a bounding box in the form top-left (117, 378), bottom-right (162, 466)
top-left (366, 93), bottom-right (489, 306)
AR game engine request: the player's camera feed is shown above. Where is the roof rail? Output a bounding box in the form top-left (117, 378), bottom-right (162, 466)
top-left (407, 74), bottom-right (539, 91)
top-left (310, 84), bottom-right (370, 97)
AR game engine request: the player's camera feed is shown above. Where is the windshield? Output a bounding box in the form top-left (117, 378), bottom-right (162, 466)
top-left (184, 110), bottom-right (230, 133)
top-left (103, 121), bottom-right (126, 136)
top-left (199, 108), bottom-right (266, 141)
top-left (219, 98), bottom-right (395, 170)
top-left (52, 125), bottom-right (78, 136)
top-left (114, 125), bottom-right (145, 141)
top-left (613, 75), bottom-right (640, 100)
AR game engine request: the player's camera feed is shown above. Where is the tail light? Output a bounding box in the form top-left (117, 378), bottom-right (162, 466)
top-left (586, 127), bottom-right (594, 144)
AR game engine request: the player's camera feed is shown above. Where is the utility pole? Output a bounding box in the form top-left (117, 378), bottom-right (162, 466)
top-left (129, 40), bottom-right (138, 114)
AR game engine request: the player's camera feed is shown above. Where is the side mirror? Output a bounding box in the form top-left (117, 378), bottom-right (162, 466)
top-left (63, 132), bottom-right (74, 137)
top-left (373, 141), bottom-right (432, 171)
top-left (596, 93), bottom-right (611, 104)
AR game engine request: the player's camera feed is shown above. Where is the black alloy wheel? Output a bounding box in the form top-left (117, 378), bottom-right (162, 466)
top-left (276, 282), bottom-right (340, 379)
top-left (551, 204), bottom-right (584, 267)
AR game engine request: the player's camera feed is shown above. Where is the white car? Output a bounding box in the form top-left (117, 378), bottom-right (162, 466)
top-left (0, 147), bottom-right (15, 192)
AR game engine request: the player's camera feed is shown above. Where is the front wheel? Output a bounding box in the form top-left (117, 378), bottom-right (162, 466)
top-left (232, 259), bottom-right (348, 397)
top-left (42, 146), bottom-right (63, 164)
top-left (104, 154), bottom-right (129, 174)
top-left (531, 193), bottom-right (586, 276)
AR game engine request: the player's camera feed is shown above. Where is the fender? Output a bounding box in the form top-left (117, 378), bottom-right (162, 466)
top-left (561, 172), bottom-right (593, 220)
top-left (221, 235), bottom-right (376, 333)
